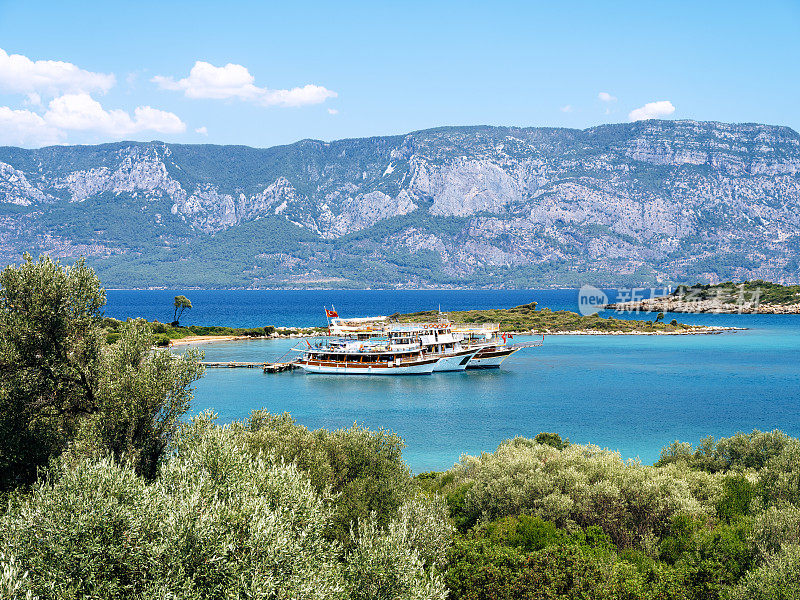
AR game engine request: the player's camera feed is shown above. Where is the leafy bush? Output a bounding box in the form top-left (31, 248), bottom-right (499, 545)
top-left (0, 414), bottom-right (450, 600)
top-left (446, 534), bottom-right (687, 600)
top-left (534, 431), bottom-right (569, 450)
top-left (725, 543), bottom-right (800, 600)
top-left (750, 504), bottom-right (800, 558)
top-left (658, 430), bottom-right (797, 473)
top-left (346, 512), bottom-right (448, 600)
top-left (672, 518), bottom-right (755, 599)
top-left (758, 442), bottom-right (800, 506)
top-left (77, 320), bottom-right (205, 479)
top-left (231, 410), bottom-right (414, 545)
top-left (446, 437), bottom-right (721, 548)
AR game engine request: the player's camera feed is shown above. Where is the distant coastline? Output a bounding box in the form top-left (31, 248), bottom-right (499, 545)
top-left (606, 281), bottom-right (800, 314)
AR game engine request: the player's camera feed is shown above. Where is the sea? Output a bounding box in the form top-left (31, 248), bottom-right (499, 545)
top-left (105, 289), bottom-right (800, 473)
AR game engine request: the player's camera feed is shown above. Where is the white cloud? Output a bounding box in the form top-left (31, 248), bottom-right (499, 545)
top-left (263, 84), bottom-right (337, 107)
top-left (0, 47), bottom-right (115, 96)
top-left (43, 93), bottom-right (186, 137)
top-left (1, 95), bottom-right (186, 147)
top-left (153, 60), bottom-right (337, 107)
top-left (45, 94), bottom-right (186, 136)
top-left (195, 126), bottom-right (208, 135)
top-left (327, 108), bottom-right (338, 115)
top-left (0, 106), bottom-right (63, 146)
top-left (598, 92), bottom-right (617, 102)
top-left (153, 61), bottom-right (260, 100)
top-left (560, 105), bottom-right (573, 113)
top-left (628, 100), bottom-right (676, 121)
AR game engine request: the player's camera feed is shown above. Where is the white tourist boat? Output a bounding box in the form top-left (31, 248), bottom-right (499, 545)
top-left (385, 322), bottom-right (479, 371)
top-left (289, 307), bottom-right (539, 375)
top-left (294, 336), bottom-right (440, 374)
top-left (452, 322), bottom-right (523, 369)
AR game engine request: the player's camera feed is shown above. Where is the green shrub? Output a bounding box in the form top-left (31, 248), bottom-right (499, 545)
top-left (660, 513), bottom-right (704, 564)
top-left (482, 514), bottom-right (569, 552)
top-left (102, 316), bottom-right (122, 330)
top-left (659, 431), bottom-right (797, 473)
top-left (0, 414), bottom-right (450, 600)
top-left (78, 320), bottom-right (205, 480)
top-left (152, 333), bottom-right (170, 346)
top-left (666, 518), bottom-right (755, 599)
top-left (1, 418), bottom-right (348, 600)
top-left (231, 410), bottom-right (414, 546)
top-left (446, 536), bottom-right (687, 600)
top-left (758, 443), bottom-right (800, 506)
top-left (446, 482), bottom-right (476, 532)
top-left (726, 543), bottom-right (800, 600)
top-left (750, 504), bottom-right (800, 558)
top-left (346, 510), bottom-right (448, 600)
top-left (534, 431), bottom-right (569, 450)
top-left (717, 475), bottom-right (755, 522)
top-left (446, 436), bottom-right (721, 548)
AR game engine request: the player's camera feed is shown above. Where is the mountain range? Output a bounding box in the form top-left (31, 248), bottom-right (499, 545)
top-left (1, 119), bottom-right (799, 288)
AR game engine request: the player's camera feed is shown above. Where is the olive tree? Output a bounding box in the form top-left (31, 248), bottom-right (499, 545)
top-left (0, 255), bottom-right (204, 490)
top-left (0, 254), bottom-right (105, 490)
top-left (77, 319), bottom-right (204, 480)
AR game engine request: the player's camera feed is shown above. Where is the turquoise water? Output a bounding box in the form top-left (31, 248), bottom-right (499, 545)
top-left (106, 290), bottom-right (800, 473)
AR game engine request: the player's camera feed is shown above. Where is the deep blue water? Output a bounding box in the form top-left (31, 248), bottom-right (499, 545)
top-left (106, 290), bottom-right (800, 473)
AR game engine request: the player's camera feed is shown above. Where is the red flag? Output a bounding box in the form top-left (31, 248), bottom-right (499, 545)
top-left (325, 308), bottom-right (338, 318)
top-left (502, 333), bottom-right (507, 343)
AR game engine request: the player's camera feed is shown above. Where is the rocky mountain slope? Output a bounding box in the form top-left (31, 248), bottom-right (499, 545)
top-left (1, 120), bottom-right (799, 288)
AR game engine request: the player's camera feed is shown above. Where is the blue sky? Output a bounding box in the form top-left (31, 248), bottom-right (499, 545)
top-left (0, 0), bottom-right (798, 148)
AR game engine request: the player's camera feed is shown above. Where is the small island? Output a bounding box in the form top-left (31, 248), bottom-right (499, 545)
top-left (394, 303), bottom-right (738, 335)
top-left (606, 281), bottom-right (800, 314)
top-left (110, 302), bottom-right (740, 347)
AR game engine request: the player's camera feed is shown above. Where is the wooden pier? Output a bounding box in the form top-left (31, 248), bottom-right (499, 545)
top-left (200, 361), bottom-right (299, 373)
top-left (201, 361), bottom-right (266, 368)
top-left (262, 362), bottom-right (299, 373)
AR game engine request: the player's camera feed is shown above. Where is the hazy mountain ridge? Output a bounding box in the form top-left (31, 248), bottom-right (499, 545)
top-left (1, 120), bottom-right (799, 288)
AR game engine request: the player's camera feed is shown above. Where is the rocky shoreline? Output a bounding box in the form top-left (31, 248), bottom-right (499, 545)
top-left (606, 297), bottom-right (800, 314)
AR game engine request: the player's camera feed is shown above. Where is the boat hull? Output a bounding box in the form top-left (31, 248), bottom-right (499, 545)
top-left (296, 357), bottom-right (438, 375)
top-left (466, 347), bottom-right (519, 369)
top-left (432, 348), bottom-right (480, 372)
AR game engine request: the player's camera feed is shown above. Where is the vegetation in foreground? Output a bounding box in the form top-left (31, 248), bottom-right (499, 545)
top-left (1, 255), bottom-right (798, 599)
top-left (672, 280), bottom-right (800, 306)
top-left (397, 303), bottom-right (696, 333)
